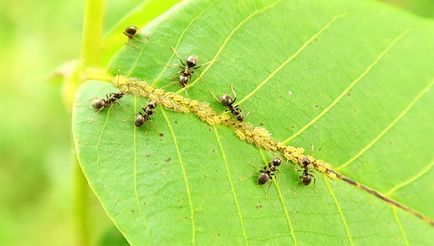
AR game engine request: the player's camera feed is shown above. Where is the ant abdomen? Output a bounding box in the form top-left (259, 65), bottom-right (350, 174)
top-left (135, 113), bottom-right (146, 127)
top-left (92, 98), bottom-right (106, 110)
top-left (220, 94), bottom-right (234, 107)
top-left (258, 173), bottom-right (270, 185)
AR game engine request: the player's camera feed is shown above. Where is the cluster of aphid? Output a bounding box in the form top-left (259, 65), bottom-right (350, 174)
top-left (92, 26), bottom-right (245, 124)
top-left (257, 156), bottom-right (315, 187)
top-left (91, 26), bottom-right (314, 187)
top-left (124, 26), bottom-right (245, 122)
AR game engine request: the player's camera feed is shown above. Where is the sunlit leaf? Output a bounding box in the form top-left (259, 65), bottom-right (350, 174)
top-left (73, 0), bottom-right (434, 244)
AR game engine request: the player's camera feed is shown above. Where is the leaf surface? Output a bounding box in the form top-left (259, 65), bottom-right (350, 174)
top-left (73, 0), bottom-right (434, 244)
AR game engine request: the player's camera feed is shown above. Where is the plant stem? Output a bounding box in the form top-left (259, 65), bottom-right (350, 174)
top-left (81, 0), bottom-right (106, 68)
top-left (73, 0), bottom-right (106, 245)
top-left (74, 159), bottom-right (90, 246)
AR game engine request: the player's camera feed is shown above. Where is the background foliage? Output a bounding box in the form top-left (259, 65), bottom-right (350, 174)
top-left (0, 0), bottom-right (433, 245)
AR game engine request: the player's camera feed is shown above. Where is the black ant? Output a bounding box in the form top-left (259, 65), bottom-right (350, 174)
top-left (123, 26), bottom-right (148, 49)
top-left (135, 102), bottom-right (157, 127)
top-left (258, 157), bottom-right (281, 185)
top-left (211, 85), bottom-right (244, 121)
top-left (169, 47), bottom-right (210, 88)
top-left (299, 156), bottom-right (315, 186)
top-left (91, 92), bottom-right (124, 111)
top-left (178, 55), bottom-right (199, 88)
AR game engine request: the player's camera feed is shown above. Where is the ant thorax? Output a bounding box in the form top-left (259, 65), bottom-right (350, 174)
top-left (258, 172), bottom-right (270, 185)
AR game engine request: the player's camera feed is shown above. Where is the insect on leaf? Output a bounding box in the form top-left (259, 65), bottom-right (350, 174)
top-left (73, 0), bottom-right (434, 244)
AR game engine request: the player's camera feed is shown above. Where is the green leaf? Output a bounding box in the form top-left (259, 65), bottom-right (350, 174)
top-left (101, 0), bottom-right (180, 64)
top-left (73, 0), bottom-right (434, 244)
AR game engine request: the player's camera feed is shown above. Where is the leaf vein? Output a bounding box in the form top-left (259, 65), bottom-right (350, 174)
top-left (213, 127), bottom-right (248, 244)
top-left (133, 96), bottom-right (144, 224)
top-left (338, 78), bottom-right (434, 170)
top-left (151, 0), bottom-right (218, 85)
top-left (258, 150), bottom-right (298, 245)
top-left (161, 109), bottom-right (196, 245)
top-left (237, 13), bottom-right (347, 105)
top-left (95, 108), bottom-right (111, 169)
top-left (324, 178), bottom-right (354, 246)
top-left (283, 29), bottom-right (411, 144)
top-left (179, 0), bottom-right (282, 92)
top-left (387, 158), bottom-right (434, 195)
top-left (392, 207), bottom-right (410, 246)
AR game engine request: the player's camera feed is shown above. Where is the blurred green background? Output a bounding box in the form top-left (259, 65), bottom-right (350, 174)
top-left (0, 0), bottom-right (432, 245)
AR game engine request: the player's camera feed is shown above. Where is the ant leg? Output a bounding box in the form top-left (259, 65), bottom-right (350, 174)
top-left (125, 36), bottom-right (148, 50)
top-left (183, 87), bottom-right (189, 97)
top-left (134, 32), bottom-right (149, 42)
top-left (240, 171), bottom-right (256, 181)
top-left (311, 174), bottom-right (316, 185)
top-left (265, 181), bottom-right (273, 199)
top-left (124, 41), bottom-right (141, 50)
top-left (146, 117), bottom-right (160, 133)
top-left (310, 174), bottom-right (317, 193)
top-left (241, 163), bottom-right (263, 181)
top-left (194, 60), bottom-right (213, 69)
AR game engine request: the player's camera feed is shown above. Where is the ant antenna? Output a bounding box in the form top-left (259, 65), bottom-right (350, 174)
top-left (169, 44), bottom-right (184, 65)
top-left (230, 84), bottom-right (237, 99)
top-left (209, 89), bottom-right (221, 103)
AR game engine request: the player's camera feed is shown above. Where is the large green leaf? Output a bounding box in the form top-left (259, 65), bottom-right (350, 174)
top-left (73, 0), bottom-right (434, 244)
top-left (101, 0), bottom-right (180, 64)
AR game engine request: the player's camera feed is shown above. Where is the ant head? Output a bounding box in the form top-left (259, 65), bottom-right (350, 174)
top-left (92, 98), bottom-right (105, 110)
top-left (135, 113), bottom-right (146, 127)
top-left (301, 156), bottom-right (311, 167)
top-left (258, 173), bottom-right (270, 185)
top-left (186, 55), bottom-right (198, 67)
top-left (124, 26), bottom-right (138, 38)
top-left (148, 102), bottom-right (157, 109)
top-left (220, 94), bottom-right (234, 106)
top-left (236, 114), bottom-right (244, 122)
top-left (272, 157), bottom-right (281, 166)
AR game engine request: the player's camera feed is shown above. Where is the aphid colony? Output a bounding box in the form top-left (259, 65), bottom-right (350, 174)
top-left (90, 26), bottom-right (315, 187)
